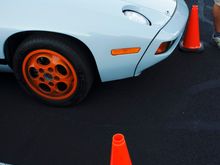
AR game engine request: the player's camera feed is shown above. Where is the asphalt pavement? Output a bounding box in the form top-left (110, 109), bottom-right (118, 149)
top-left (1, 0), bottom-right (220, 165)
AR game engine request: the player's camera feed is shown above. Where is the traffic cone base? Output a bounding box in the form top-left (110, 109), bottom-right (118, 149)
top-left (180, 41), bottom-right (204, 53)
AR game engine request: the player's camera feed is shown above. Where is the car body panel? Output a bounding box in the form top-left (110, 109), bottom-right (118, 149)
top-left (0, 0), bottom-right (188, 82)
top-left (135, 0), bottom-right (189, 75)
top-left (121, 0), bottom-right (177, 16)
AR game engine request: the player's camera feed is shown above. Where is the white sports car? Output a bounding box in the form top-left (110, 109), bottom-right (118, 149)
top-left (0, 0), bottom-right (188, 106)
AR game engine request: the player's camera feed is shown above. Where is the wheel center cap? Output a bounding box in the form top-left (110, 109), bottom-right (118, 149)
top-left (44, 73), bottom-right (53, 81)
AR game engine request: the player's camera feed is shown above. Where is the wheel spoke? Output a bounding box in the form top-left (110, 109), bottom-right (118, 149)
top-left (59, 75), bottom-right (74, 87)
top-left (28, 62), bottom-right (40, 70)
top-left (49, 82), bottom-right (59, 95)
top-left (27, 77), bottom-right (42, 90)
top-left (51, 55), bottom-right (62, 67)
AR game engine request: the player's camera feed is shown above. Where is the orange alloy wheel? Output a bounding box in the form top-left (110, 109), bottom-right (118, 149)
top-left (22, 49), bottom-right (78, 101)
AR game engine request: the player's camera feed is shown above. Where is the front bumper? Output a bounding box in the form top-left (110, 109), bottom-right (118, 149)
top-left (135, 0), bottom-right (189, 76)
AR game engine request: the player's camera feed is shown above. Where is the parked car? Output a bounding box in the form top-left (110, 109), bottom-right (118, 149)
top-left (0, 0), bottom-right (188, 106)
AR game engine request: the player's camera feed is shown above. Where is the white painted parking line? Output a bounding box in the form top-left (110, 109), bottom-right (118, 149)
top-left (0, 163), bottom-right (12, 165)
top-left (0, 65), bottom-right (12, 73)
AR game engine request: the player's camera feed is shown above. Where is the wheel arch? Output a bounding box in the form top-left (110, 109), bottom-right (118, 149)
top-left (4, 31), bottom-right (101, 81)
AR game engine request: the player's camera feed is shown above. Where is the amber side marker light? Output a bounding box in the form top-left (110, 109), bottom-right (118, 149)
top-left (156, 42), bottom-right (171, 55)
top-left (111, 47), bottom-right (141, 56)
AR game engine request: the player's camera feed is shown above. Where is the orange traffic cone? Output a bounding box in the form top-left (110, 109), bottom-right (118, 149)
top-left (110, 133), bottom-right (132, 165)
top-left (180, 5), bottom-right (204, 52)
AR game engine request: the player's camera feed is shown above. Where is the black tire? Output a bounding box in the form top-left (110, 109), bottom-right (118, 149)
top-left (13, 34), bottom-right (94, 106)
